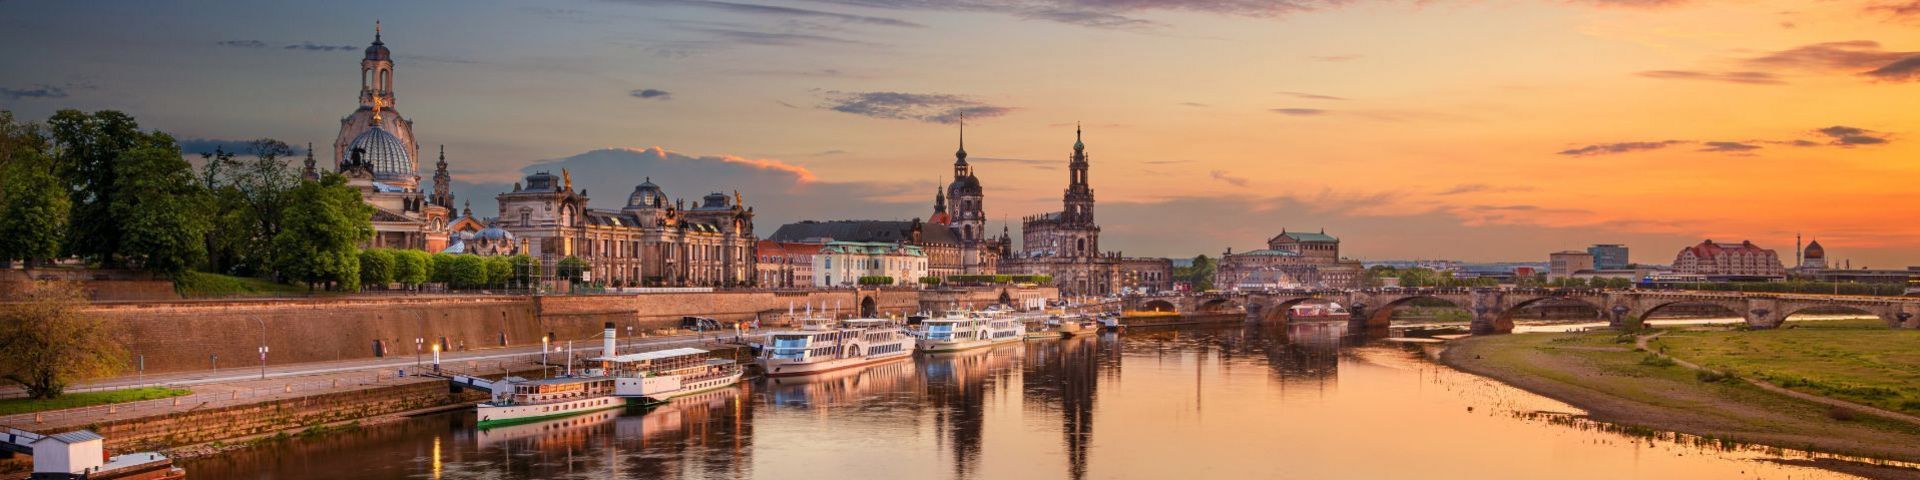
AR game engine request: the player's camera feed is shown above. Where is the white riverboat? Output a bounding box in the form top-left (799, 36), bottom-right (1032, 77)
top-left (595, 347), bottom-right (744, 403)
top-left (475, 376), bottom-right (625, 427)
top-left (757, 317), bottom-right (916, 376)
top-left (913, 311), bottom-right (1026, 352)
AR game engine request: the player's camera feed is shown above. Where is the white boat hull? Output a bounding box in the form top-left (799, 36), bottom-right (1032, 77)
top-left (917, 335), bottom-right (1022, 353)
top-left (476, 396), bottom-right (627, 426)
top-left (759, 349), bottom-right (912, 376)
top-left (615, 372), bottom-right (745, 402)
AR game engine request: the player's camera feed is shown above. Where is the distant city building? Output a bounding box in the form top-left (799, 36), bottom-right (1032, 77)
top-left (1548, 251), bottom-right (1594, 280)
top-left (1587, 244), bottom-right (1629, 270)
top-left (1800, 238), bottom-right (1828, 269)
top-left (1214, 229), bottom-right (1364, 290)
top-left (323, 23), bottom-right (456, 252)
top-left (813, 241), bottom-right (927, 287)
top-left (999, 126), bottom-right (1172, 296)
top-left (493, 173), bottom-right (756, 287)
top-left (768, 219), bottom-right (978, 280)
top-left (1672, 240), bottom-right (1785, 281)
top-left (755, 240), bottom-right (818, 289)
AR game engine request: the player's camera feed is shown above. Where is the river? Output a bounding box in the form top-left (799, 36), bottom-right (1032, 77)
top-left (182, 323), bottom-right (1879, 479)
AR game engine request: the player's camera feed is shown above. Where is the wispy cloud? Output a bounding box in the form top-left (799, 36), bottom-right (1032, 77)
top-left (1814, 125), bottom-right (1891, 145)
top-left (1636, 70), bottom-right (1785, 85)
top-left (1309, 54), bottom-right (1361, 62)
top-left (1270, 107), bottom-right (1327, 116)
top-left (216, 39), bottom-right (355, 51)
top-left (1557, 140), bottom-right (1688, 157)
top-left (1209, 170), bottom-right (1249, 187)
top-left (0, 84), bottom-right (69, 100)
top-left (818, 91), bottom-right (1014, 124)
top-left (1278, 91), bottom-right (1347, 100)
top-left (1742, 40), bottom-right (1919, 78)
top-left (1435, 184), bottom-right (1535, 196)
top-left (1179, 102), bottom-right (1208, 107)
top-left (631, 88), bottom-right (672, 100)
top-left (1866, 56), bottom-right (1920, 81)
top-left (1699, 141), bottom-right (1761, 153)
top-left (216, 40), bottom-right (268, 48)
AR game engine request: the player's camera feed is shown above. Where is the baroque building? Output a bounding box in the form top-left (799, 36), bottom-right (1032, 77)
top-left (320, 23), bottom-right (455, 252)
top-left (1673, 239), bottom-right (1785, 280)
top-left (492, 172), bottom-right (757, 287)
top-left (1002, 127), bottom-right (1171, 296)
top-left (1214, 230), bottom-right (1364, 290)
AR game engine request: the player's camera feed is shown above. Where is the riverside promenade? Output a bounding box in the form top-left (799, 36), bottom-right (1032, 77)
top-left (0, 329), bottom-right (752, 433)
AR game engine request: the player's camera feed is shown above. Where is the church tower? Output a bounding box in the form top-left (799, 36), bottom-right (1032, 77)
top-left (947, 118), bottom-right (985, 244)
top-left (332, 21), bottom-right (419, 185)
top-left (930, 180), bottom-right (951, 225)
top-left (431, 145), bottom-right (453, 207)
top-left (1064, 124), bottom-right (1094, 226)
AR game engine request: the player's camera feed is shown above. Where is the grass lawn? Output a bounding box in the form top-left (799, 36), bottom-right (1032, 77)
top-left (0, 387), bottom-right (192, 416)
top-left (1652, 317), bottom-right (1920, 415)
top-left (173, 271), bottom-right (309, 298)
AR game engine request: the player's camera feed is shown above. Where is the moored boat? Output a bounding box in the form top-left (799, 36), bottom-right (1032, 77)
top-left (476, 376), bottom-right (625, 426)
top-left (913, 310), bottom-right (1025, 352)
top-left (757, 316), bottom-right (916, 376)
top-left (595, 347), bottom-right (744, 403)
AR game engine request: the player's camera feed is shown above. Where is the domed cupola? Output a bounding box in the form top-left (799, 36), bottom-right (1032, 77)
top-left (474, 224), bottom-right (515, 242)
top-left (628, 177), bottom-right (665, 208)
top-left (364, 22), bottom-right (390, 61)
top-left (348, 126), bottom-right (412, 180)
top-left (1804, 239), bottom-right (1825, 259)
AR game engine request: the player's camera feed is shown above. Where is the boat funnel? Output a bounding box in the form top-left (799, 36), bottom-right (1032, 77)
top-left (604, 322), bottom-right (617, 357)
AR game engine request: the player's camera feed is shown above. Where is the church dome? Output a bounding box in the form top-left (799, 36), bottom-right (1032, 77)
top-left (474, 225), bottom-right (515, 242)
top-left (950, 175), bottom-right (982, 195)
top-left (365, 23), bottom-right (390, 61)
top-left (1804, 239), bottom-right (1825, 258)
top-left (349, 127), bottom-right (412, 179)
top-left (628, 178), bottom-right (664, 208)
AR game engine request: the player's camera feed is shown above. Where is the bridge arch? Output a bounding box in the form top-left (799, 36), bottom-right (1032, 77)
top-left (1633, 300), bottom-right (1746, 329)
top-left (1775, 303), bottom-right (1901, 328)
top-left (860, 295), bottom-right (877, 318)
top-left (1255, 297), bottom-right (1335, 322)
top-left (1356, 295), bottom-right (1468, 329)
top-left (1493, 296), bottom-right (1606, 333)
top-left (1197, 297), bottom-right (1242, 314)
top-left (1140, 299), bottom-right (1178, 313)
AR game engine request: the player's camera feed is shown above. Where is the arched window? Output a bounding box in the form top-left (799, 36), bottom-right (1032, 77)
top-left (1077, 238), bottom-right (1086, 254)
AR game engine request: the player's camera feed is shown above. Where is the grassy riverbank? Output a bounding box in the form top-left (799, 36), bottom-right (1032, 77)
top-left (1442, 329), bottom-right (1920, 464)
top-left (1652, 318), bottom-right (1920, 415)
top-left (0, 387), bottom-right (190, 415)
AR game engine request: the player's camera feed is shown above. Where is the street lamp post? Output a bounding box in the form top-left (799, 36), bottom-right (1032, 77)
top-left (255, 318), bottom-right (268, 379)
top-left (431, 343), bottom-right (441, 373)
top-left (415, 337), bottom-right (424, 367)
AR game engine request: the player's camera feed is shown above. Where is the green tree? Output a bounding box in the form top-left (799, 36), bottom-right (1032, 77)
top-left (483, 255), bottom-right (512, 288)
top-left (394, 249), bottom-right (430, 288)
top-left (0, 281), bottom-right (127, 399)
top-left (200, 139), bottom-right (299, 275)
top-left (557, 256), bottom-right (587, 282)
top-left (359, 248), bottom-right (396, 287)
top-left (450, 255), bottom-right (487, 289)
top-left (47, 110), bottom-right (155, 267)
top-left (429, 253), bottom-right (458, 285)
top-left (0, 151), bottom-right (69, 267)
top-left (273, 173), bottom-right (373, 290)
top-left (112, 141), bottom-right (211, 275)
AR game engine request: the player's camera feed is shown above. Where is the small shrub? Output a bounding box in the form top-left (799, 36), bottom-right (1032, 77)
top-left (1696, 369), bottom-right (1733, 383)
top-left (1638, 354), bottom-right (1675, 367)
top-left (1613, 334), bottom-right (1636, 344)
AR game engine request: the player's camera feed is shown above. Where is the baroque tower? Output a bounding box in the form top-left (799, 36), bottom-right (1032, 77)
top-left (431, 145), bottom-right (453, 207)
top-left (1064, 124), bottom-right (1094, 227)
top-left (332, 21), bottom-right (420, 185)
top-left (948, 118), bottom-right (985, 244)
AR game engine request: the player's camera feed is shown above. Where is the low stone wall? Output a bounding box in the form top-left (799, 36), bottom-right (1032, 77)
top-left (86, 287), bottom-right (1058, 375)
top-left (74, 380), bottom-right (485, 452)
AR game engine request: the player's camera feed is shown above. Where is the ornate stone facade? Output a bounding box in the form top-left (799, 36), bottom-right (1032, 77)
top-left (1002, 127), bottom-right (1171, 296)
top-left (493, 172), bottom-right (757, 287)
top-left (1215, 230), bottom-right (1364, 290)
top-left (1673, 239), bottom-right (1785, 280)
top-left (322, 23), bottom-right (454, 252)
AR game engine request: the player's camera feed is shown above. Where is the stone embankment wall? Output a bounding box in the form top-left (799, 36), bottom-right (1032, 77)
top-left (78, 380), bottom-right (485, 451)
top-left (88, 287), bottom-right (1054, 375)
top-left (0, 269), bottom-right (179, 302)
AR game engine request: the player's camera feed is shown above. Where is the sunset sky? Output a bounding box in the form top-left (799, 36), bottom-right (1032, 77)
top-left (1, 0), bottom-right (1916, 266)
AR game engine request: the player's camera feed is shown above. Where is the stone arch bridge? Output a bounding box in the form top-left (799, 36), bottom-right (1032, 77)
top-left (1126, 289), bottom-right (1920, 334)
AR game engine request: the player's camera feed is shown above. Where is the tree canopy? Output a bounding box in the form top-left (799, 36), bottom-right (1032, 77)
top-left (0, 281), bottom-right (127, 399)
top-left (272, 173), bottom-right (373, 290)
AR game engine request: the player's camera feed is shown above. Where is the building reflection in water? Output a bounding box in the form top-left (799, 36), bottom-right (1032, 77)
top-left (462, 384), bottom-right (753, 479)
top-left (1022, 335), bottom-right (1102, 480)
top-left (920, 343), bottom-right (1023, 480)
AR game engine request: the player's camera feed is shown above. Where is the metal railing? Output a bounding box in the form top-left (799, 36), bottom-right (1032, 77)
top-left (0, 355), bottom-right (548, 429)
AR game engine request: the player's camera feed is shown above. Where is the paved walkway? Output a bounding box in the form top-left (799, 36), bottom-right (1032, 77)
top-left (0, 331), bottom-right (754, 432)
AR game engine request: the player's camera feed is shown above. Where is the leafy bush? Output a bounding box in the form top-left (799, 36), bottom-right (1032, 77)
top-left (858, 275), bottom-right (894, 286)
top-left (450, 255), bottom-right (487, 289)
top-left (358, 248), bottom-right (395, 288)
top-left (393, 250), bottom-right (430, 287)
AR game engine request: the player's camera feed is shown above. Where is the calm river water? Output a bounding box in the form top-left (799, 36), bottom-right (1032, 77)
top-left (184, 323), bottom-right (1875, 479)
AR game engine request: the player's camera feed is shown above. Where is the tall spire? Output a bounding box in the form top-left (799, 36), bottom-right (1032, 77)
top-left (1073, 122), bottom-right (1084, 151)
top-left (955, 113), bottom-right (968, 162)
top-left (374, 20), bottom-right (383, 44)
top-left (302, 142), bottom-right (318, 180)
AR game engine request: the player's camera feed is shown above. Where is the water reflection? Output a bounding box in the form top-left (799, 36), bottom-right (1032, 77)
top-left (186, 323), bottom-right (1884, 480)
